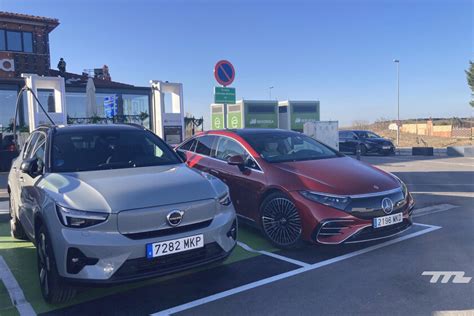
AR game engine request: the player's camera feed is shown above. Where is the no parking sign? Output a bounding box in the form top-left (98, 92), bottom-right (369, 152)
top-left (214, 60), bottom-right (235, 86)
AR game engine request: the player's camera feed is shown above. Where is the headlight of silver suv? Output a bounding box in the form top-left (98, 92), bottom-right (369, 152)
top-left (56, 205), bottom-right (108, 228)
top-left (300, 191), bottom-right (351, 211)
top-left (218, 191), bottom-right (232, 206)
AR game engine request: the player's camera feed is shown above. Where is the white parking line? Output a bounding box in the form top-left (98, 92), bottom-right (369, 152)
top-left (0, 256), bottom-right (36, 316)
top-left (237, 241), bottom-right (310, 268)
top-left (412, 204), bottom-right (458, 218)
top-left (151, 223), bottom-right (441, 316)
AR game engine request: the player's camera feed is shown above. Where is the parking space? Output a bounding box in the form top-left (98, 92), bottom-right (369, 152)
top-left (0, 155), bottom-right (472, 315)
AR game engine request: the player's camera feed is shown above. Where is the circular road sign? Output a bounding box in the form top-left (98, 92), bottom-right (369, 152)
top-left (214, 60), bottom-right (235, 86)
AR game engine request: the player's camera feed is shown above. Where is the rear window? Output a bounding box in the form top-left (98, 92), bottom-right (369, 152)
top-left (52, 129), bottom-right (180, 172)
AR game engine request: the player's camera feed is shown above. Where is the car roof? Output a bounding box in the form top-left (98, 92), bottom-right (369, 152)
top-left (207, 128), bottom-right (298, 136)
top-left (41, 124), bottom-right (144, 134)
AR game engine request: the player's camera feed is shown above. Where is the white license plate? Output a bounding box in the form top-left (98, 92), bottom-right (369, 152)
top-left (382, 146), bottom-right (391, 149)
top-left (146, 234), bottom-right (204, 259)
top-left (373, 213), bottom-right (403, 228)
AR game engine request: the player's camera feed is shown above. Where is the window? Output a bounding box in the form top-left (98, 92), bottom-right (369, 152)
top-left (23, 32), bottom-right (33, 53)
top-left (195, 136), bottom-right (216, 156)
top-left (0, 30), bottom-right (34, 53)
top-left (6, 31), bottom-right (21, 51)
top-left (23, 132), bottom-right (40, 159)
top-left (179, 138), bottom-right (196, 152)
top-left (52, 129), bottom-right (180, 172)
top-left (0, 30), bottom-right (5, 50)
top-left (38, 89), bottom-right (56, 113)
top-left (215, 137), bottom-right (247, 161)
top-left (0, 89), bottom-right (17, 130)
top-left (242, 132), bottom-right (340, 163)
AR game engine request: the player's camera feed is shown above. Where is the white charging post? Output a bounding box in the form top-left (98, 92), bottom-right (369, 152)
top-left (22, 74), bottom-right (67, 132)
top-left (150, 80), bottom-right (185, 145)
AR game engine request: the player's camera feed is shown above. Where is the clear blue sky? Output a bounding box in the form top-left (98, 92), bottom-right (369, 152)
top-left (1, 0), bottom-right (472, 127)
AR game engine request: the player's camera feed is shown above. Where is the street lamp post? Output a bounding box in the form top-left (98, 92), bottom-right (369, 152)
top-left (269, 86), bottom-right (274, 100)
top-left (393, 59), bottom-right (400, 146)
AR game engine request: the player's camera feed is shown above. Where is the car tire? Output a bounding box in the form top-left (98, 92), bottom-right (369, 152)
top-left (36, 225), bottom-right (77, 304)
top-left (260, 192), bottom-right (303, 249)
top-left (9, 195), bottom-right (28, 241)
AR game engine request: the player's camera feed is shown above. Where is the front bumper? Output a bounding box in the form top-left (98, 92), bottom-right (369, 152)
top-left (45, 206), bottom-right (237, 284)
top-left (290, 191), bottom-right (415, 245)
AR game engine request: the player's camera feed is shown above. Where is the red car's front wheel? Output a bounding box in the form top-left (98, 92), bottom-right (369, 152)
top-left (260, 192), bottom-right (303, 249)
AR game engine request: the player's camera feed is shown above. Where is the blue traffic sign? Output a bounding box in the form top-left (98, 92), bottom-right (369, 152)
top-left (214, 60), bottom-right (235, 86)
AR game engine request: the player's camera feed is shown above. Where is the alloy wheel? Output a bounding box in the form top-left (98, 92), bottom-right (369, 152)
top-left (37, 233), bottom-right (50, 297)
top-left (261, 197), bottom-right (302, 247)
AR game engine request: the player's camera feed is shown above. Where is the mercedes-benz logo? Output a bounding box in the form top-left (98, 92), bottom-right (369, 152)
top-left (381, 198), bottom-right (394, 215)
top-left (167, 210), bottom-right (184, 227)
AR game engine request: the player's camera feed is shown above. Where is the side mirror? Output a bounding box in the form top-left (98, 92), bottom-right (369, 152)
top-left (227, 155), bottom-right (246, 171)
top-left (20, 158), bottom-right (41, 178)
top-left (176, 150), bottom-right (187, 162)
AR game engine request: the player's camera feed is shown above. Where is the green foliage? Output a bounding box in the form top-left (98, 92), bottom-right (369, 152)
top-left (466, 61), bottom-right (474, 107)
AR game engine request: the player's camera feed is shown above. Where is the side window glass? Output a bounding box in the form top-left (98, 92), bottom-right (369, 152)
top-left (216, 138), bottom-right (248, 160)
top-left (195, 136), bottom-right (216, 156)
top-left (32, 141), bottom-right (46, 174)
top-left (179, 138), bottom-right (196, 152)
top-left (23, 132), bottom-right (39, 159)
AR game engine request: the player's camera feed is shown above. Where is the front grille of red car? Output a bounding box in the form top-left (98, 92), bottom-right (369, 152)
top-left (313, 220), bottom-right (354, 241)
top-left (347, 190), bottom-right (407, 219)
top-left (345, 219), bottom-right (412, 243)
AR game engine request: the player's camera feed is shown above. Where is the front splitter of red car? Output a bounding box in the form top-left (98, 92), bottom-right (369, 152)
top-left (289, 191), bottom-right (415, 245)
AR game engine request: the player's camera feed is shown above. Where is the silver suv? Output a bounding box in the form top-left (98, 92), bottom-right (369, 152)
top-left (7, 124), bottom-right (237, 303)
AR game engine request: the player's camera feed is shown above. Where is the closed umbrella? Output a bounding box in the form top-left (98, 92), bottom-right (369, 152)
top-left (85, 77), bottom-right (96, 118)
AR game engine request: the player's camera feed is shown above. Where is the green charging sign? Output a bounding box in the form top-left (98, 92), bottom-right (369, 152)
top-left (227, 111), bottom-right (242, 129)
top-left (211, 113), bottom-right (225, 130)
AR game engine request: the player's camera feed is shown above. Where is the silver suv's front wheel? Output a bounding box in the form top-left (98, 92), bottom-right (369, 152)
top-left (36, 225), bottom-right (77, 303)
top-left (9, 195), bottom-right (28, 240)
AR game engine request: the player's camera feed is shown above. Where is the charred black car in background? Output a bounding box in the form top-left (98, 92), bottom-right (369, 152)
top-left (0, 133), bottom-right (18, 171)
top-left (339, 130), bottom-right (395, 156)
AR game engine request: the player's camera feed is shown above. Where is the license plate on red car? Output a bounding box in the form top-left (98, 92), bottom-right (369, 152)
top-left (373, 213), bottom-right (403, 228)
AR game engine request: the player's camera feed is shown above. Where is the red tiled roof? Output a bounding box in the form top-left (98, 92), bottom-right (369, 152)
top-left (0, 11), bottom-right (59, 30)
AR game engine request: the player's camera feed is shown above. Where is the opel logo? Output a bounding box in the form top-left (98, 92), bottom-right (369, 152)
top-left (381, 198), bottom-right (394, 215)
top-left (167, 210), bottom-right (184, 227)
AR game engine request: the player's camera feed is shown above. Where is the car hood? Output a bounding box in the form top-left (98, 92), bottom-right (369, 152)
top-left (38, 164), bottom-right (223, 213)
top-left (272, 156), bottom-right (400, 195)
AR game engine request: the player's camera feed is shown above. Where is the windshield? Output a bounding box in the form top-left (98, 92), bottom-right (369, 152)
top-left (355, 131), bottom-right (381, 139)
top-left (52, 129), bottom-right (181, 172)
top-left (242, 132), bottom-right (340, 163)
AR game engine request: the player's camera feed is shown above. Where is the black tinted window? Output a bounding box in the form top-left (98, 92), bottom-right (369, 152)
top-left (52, 129), bottom-right (180, 172)
top-left (179, 138), bottom-right (196, 151)
top-left (195, 136), bottom-right (216, 156)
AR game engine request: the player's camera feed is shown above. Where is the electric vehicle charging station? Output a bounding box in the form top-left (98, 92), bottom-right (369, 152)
top-left (278, 100), bottom-right (320, 132)
top-left (210, 100), bottom-right (278, 129)
top-left (150, 80), bottom-right (185, 145)
top-left (22, 74), bottom-right (68, 132)
top-left (210, 104), bottom-right (225, 130)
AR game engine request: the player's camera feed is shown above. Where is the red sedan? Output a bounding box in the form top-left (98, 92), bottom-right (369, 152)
top-left (176, 129), bottom-right (415, 248)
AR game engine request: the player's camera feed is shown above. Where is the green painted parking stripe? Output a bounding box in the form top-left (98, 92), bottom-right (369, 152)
top-left (0, 222), bottom-right (271, 314)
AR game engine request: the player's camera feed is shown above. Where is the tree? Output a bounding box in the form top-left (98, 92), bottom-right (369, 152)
top-left (466, 61), bottom-right (474, 107)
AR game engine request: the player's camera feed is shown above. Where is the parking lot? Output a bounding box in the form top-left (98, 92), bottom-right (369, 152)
top-left (0, 154), bottom-right (472, 316)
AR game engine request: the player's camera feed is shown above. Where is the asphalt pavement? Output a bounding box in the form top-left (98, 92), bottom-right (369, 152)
top-left (0, 155), bottom-right (472, 316)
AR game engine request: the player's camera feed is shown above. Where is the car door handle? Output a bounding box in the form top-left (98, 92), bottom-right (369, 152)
top-left (19, 176), bottom-right (24, 182)
top-left (209, 169), bottom-right (220, 176)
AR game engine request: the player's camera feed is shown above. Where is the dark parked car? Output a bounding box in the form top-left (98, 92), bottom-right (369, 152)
top-left (339, 130), bottom-right (395, 155)
top-left (177, 129), bottom-right (414, 249)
